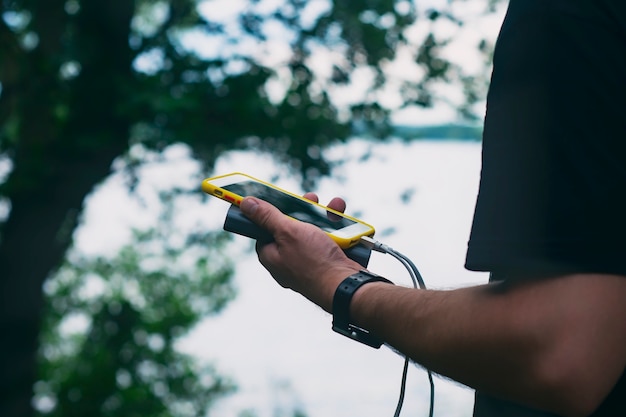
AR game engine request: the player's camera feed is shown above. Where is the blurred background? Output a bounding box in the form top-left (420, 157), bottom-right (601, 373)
top-left (0, 0), bottom-right (507, 416)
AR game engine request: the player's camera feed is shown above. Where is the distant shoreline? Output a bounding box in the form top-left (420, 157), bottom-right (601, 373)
top-left (392, 123), bottom-right (483, 141)
top-left (353, 123), bottom-right (483, 141)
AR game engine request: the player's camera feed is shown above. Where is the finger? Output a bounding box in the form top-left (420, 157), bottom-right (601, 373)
top-left (240, 196), bottom-right (287, 236)
top-left (255, 238), bottom-right (277, 261)
top-left (327, 197), bottom-right (346, 213)
top-left (303, 192), bottom-right (319, 203)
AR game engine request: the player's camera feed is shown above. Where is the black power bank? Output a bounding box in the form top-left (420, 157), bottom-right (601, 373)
top-left (223, 205), bottom-right (371, 268)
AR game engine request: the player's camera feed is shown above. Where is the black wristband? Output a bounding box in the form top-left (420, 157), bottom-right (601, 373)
top-left (332, 270), bottom-right (393, 348)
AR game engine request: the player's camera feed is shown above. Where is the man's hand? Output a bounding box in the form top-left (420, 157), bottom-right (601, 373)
top-left (239, 195), bottom-right (362, 312)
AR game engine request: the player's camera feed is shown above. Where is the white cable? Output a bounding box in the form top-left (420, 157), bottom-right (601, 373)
top-left (359, 236), bottom-right (435, 417)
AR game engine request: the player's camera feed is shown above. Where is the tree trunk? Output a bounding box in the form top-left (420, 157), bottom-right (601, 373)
top-left (0, 1), bottom-right (135, 416)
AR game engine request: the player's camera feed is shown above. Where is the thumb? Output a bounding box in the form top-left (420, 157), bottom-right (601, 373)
top-left (239, 196), bottom-right (285, 234)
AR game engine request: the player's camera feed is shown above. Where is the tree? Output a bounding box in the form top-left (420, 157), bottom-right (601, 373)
top-left (35, 192), bottom-right (237, 417)
top-left (0, 0), bottom-right (500, 416)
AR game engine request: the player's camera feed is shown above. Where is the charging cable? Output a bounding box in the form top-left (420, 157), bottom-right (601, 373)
top-left (359, 236), bottom-right (435, 417)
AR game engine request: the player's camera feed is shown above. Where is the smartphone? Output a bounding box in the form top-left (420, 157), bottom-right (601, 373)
top-left (201, 172), bottom-right (375, 248)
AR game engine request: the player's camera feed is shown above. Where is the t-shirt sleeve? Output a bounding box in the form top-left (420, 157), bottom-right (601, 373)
top-left (465, 0), bottom-right (626, 276)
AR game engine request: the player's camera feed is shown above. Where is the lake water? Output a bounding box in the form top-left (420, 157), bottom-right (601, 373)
top-left (178, 139), bottom-right (490, 417)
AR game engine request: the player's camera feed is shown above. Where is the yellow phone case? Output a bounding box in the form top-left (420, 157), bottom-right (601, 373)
top-left (201, 172), bottom-right (375, 248)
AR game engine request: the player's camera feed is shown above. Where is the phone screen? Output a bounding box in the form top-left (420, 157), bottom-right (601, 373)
top-left (221, 181), bottom-right (357, 232)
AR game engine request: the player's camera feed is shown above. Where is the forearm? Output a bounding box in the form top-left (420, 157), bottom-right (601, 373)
top-left (351, 282), bottom-right (548, 402)
top-left (348, 273), bottom-right (626, 417)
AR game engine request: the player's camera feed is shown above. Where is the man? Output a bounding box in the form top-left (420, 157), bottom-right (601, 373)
top-left (238, 0), bottom-right (626, 415)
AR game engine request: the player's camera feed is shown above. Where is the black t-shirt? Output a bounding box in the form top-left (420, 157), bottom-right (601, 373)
top-left (464, 0), bottom-right (626, 415)
top-left (466, 0), bottom-right (626, 275)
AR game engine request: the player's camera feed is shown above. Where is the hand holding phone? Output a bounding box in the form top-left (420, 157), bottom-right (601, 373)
top-left (239, 195), bottom-right (368, 310)
top-left (222, 204), bottom-right (371, 267)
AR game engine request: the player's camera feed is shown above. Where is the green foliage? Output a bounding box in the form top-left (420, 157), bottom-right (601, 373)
top-left (36, 224), bottom-right (236, 417)
top-left (0, 0), bottom-right (500, 191)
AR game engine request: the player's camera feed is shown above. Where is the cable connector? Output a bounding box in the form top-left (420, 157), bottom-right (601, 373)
top-left (359, 235), bottom-right (393, 254)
